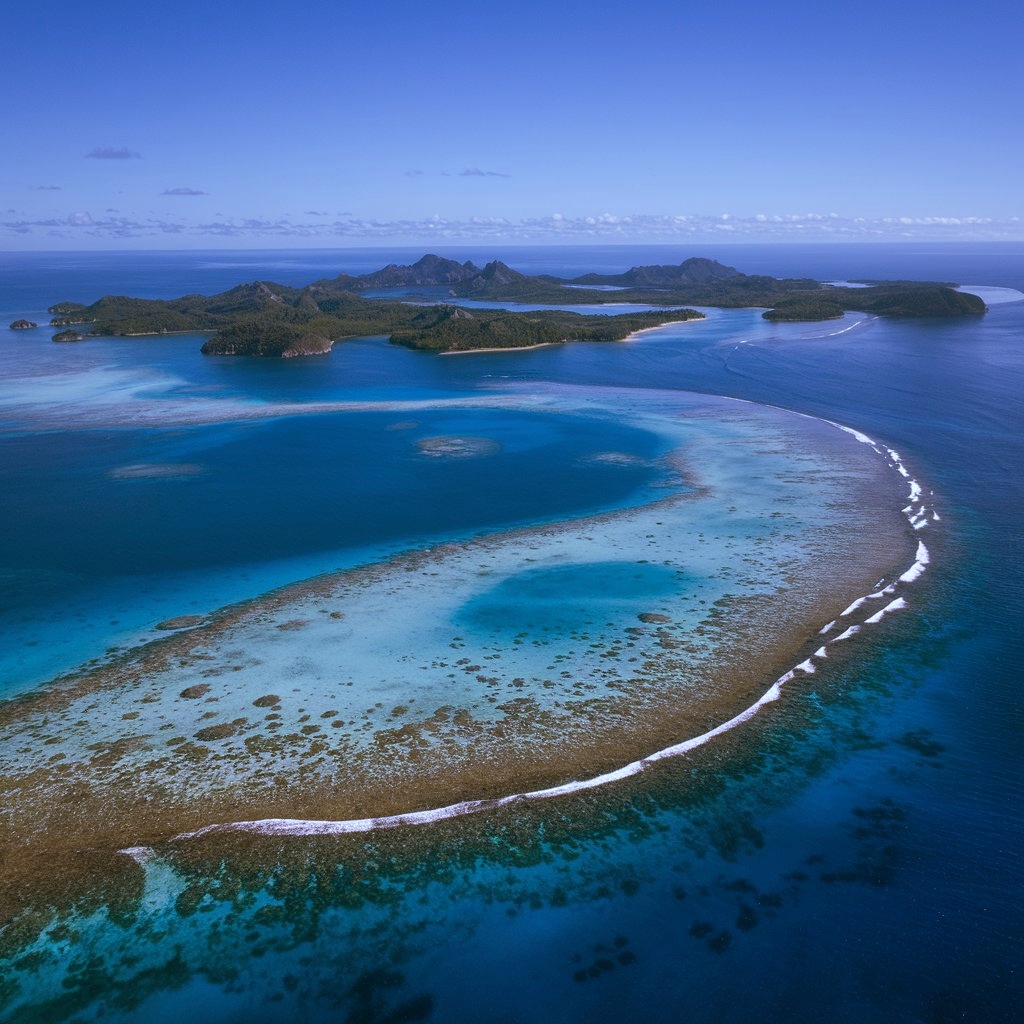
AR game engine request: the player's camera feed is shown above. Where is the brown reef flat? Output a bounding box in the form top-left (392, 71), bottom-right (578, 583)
top-left (0, 395), bottom-right (924, 915)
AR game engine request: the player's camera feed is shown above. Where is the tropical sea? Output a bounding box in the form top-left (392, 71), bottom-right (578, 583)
top-left (0, 242), bottom-right (1022, 1022)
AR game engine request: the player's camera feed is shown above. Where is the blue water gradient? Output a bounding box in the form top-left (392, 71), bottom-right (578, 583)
top-left (456, 561), bottom-right (687, 638)
top-left (1, 244), bottom-right (1022, 1022)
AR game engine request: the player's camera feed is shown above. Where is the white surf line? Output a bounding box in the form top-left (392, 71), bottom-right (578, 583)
top-left (832, 624), bottom-right (862, 642)
top-left (120, 846), bottom-right (157, 866)
top-left (143, 416), bottom-right (934, 848)
top-left (171, 679), bottom-right (795, 842)
top-left (865, 597), bottom-right (907, 624)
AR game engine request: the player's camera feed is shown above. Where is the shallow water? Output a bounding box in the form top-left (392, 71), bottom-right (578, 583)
top-left (1, 244), bottom-right (1022, 1023)
top-left (1, 383), bottom-right (918, 847)
top-left (456, 559), bottom-right (686, 637)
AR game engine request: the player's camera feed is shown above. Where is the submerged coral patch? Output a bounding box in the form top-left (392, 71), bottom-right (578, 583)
top-left (416, 435), bottom-right (501, 458)
top-left (156, 615), bottom-right (206, 630)
top-left (109, 463), bottom-right (206, 479)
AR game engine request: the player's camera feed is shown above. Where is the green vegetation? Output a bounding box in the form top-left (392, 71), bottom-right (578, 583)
top-left (763, 297), bottom-right (845, 322)
top-left (390, 305), bottom-right (704, 352)
top-left (824, 285), bottom-right (986, 318)
top-left (763, 284), bottom-right (985, 320)
top-left (201, 321), bottom-right (334, 357)
top-left (44, 254), bottom-right (986, 357)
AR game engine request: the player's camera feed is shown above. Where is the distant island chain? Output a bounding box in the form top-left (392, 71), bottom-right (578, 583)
top-left (20, 254), bottom-right (986, 357)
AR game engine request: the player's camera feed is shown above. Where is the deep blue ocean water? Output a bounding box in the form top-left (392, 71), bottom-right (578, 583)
top-left (1, 243), bottom-right (1022, 1022)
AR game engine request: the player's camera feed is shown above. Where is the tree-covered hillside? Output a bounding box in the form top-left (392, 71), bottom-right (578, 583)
top-left (44, 254), bottom-right (986, 356)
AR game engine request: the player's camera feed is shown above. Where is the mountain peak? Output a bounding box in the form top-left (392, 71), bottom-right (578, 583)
top-left (347, 255), bottom-right (482, 289)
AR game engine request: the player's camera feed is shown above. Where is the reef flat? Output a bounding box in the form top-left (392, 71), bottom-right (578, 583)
top-left (0, 386), bottom-right (925, 898)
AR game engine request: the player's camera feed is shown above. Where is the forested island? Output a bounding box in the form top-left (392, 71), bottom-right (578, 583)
top-left (42, 254), bottom-right (986, 356)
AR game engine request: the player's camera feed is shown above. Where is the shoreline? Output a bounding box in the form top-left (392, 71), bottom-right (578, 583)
top-left (45, 327), bottom-right (214, 338)
top-left (441, 312), bottom-right (707, 354)
top-left (623, 315), bottom-right (708, 342)
top-left (439, 340), bottom-right (563, 356)
top-left (37, 313), bottom-right (711, 355)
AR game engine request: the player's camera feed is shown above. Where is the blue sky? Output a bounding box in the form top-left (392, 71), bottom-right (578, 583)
top-left (3, 0), bottom-right (1020, 248)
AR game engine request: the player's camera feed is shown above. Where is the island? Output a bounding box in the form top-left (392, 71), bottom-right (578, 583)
top-left (44, 254), bottom-right (986, 356)
top-left (9, 318), bottom-right (37, 330)
top-left (51, 328), bottom-right (84, 342)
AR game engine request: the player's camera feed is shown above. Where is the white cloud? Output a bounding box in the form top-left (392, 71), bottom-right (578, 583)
top-left (460, 167), bottom-right (511, 178)
top-left (3, 209), bottom-right (1021, 244)
top-left (86, 147), bottom-right (142, 160)
top-left (406, 167), bottom-right (512, 179)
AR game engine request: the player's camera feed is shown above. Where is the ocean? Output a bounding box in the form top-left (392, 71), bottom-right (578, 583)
top-left (0, 242), bottom-right (1021, 1022)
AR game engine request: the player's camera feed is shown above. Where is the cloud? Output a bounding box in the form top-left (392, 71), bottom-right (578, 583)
top-left (86, 147), bottom-right (141, 160)
top-left (161, 187), bottom-right (207, 196)
top-left (304, 210), bottom-right (328, 216)
top-left (4, 209), bottom-right (1022, 244)
top-left (0, 212), bottom-right (188, 239)
top-left (461, 167), bottom-right (511, 178)
top-left (405, 168), bottom-right (512, 179)
top-left (35, 185), bottom-right (62, 191)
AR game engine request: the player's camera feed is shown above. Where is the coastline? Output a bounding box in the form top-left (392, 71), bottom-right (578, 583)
top-left (622, 316), bottom-right (708, 342)
top-left (441, 312), bottom-right (707, 354)
top-left (439, 340), bottom-right (563, 356)
top-left (35, 313), bottom-right (711, 356)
